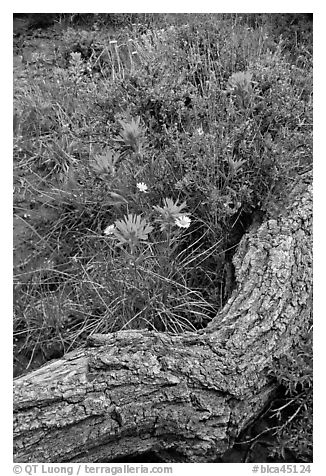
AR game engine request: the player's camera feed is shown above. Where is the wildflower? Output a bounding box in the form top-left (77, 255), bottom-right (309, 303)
top-left (153, 198), bottom-right (188, 231)
top-left (154, 198), bottom-right (187, 220)
top-left (91, 150), bottom-right (121, 176)
top-left (70, 52), bottom-right (82, 62)
top-left (137, 182), bottom-right (148, 193)
top-left (228, 71), bottom-right (252, 94)
top-left (104, 224), bottom-right (115, 235)
top-left (175, 215), bottom-right (191, 229)
top-left (196, 126), bottom-right (204, 136)
top-left (116, 117), bottom-right (145, 154)
top-left (227, 157), bottom-right (246, 175)
top-left (113, 214), bottom-right (153, 246)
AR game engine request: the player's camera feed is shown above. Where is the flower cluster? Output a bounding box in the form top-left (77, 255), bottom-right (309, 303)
top-left (105, 214), bottom-right (153, 250)
top-left (153, 198), bottom-right (191, 231)
top-left (104, 192), bottom-right (191, 250)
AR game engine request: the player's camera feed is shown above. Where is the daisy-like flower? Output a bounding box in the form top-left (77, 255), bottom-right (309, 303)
top-left (137, 182), bottom-right (148, 193)
top-left (196, 126), bottom-right (204, 136)
top-left (104, 224), bottom-right (115, 235)
top-left (175, 215), bottom-right (191, 229)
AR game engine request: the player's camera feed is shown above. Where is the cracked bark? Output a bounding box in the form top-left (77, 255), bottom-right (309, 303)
top-left (13, 173), bottom-right (312, 463)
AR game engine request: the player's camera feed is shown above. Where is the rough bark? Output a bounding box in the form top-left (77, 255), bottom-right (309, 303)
top-left (13, 173), bottom-right (312, 463)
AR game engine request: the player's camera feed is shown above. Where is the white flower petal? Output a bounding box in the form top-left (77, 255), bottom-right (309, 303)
top-left (137, 182), bottom-right (148, 193)
top-left (104, 224), bottom-right (115, 235)
top-left (175, 215), bottom-right (191, 229)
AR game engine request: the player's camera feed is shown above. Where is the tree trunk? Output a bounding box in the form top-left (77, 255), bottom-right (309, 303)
top-left (13, 173), bottom-right (312, 463)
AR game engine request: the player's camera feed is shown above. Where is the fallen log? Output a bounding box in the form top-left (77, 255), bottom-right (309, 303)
top-left (13, 173), bottom-right (312, 463)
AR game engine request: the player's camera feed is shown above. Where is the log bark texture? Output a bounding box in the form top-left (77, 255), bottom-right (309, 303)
top-left (13, 173), bottom-right (312, 463)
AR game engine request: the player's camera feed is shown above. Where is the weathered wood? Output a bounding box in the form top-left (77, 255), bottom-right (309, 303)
top-left (13, 173), bottom-right (312, 463)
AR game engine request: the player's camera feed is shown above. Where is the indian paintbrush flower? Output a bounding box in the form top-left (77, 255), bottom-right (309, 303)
top-left (110, 214), bottom-right (153, 247)
top-left (153, 198), bottom-right (189, 231)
